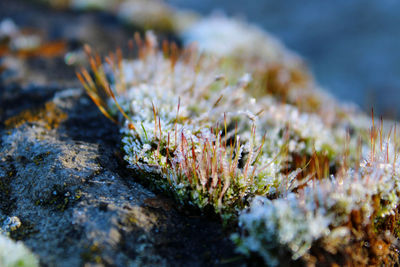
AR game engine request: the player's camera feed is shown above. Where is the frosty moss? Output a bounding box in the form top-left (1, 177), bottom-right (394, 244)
top-left (0, 235), bottom-right (39, 267)
top-left (235, 129), bottom-right (400, 265)
top-left (78, 19), bottom-right (399, 265)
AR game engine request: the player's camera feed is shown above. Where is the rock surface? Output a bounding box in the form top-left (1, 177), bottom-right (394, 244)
top-left (0, 0), bottom-right (241, 266)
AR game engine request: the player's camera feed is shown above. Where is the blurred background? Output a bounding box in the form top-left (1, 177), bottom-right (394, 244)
top-left (1, 0), bottom-right (400, 118)
top-left (168, 0), bottom-right (400, 118)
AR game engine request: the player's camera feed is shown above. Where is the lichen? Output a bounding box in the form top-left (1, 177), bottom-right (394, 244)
top-left (34, 185), bottom-right (82, 212)
top-left (4, 102), bottom-right (67, 130)
top-left (80, 243), bottom-right (103, 264)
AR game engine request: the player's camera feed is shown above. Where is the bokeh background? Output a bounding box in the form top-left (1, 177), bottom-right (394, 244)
top-left (167, 0), bottom-right (400, 118)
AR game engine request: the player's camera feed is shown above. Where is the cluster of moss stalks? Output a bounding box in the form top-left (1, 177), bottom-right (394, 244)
top-left (76, 16), bottom-right (400, 267)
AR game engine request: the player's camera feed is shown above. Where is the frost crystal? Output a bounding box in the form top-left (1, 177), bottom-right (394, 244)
top-left (0, 235), bottom-right (39, 267)
top-left (79, 18), bottom-right (400, 265)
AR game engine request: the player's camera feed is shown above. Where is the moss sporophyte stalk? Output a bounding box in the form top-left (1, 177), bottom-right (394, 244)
top-left (79, 27), bottom-right (400, 265)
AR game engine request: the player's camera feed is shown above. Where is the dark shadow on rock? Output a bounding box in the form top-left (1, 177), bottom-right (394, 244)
top-left (60, 96), bottom-right (120, 146)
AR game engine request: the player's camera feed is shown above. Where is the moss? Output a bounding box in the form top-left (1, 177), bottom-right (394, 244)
top-left (374, 206), bottom-right (400, 238)
top-left (77, 27), bottom-right (400, 266)
top-left (286, 152), bottom-right (333, 182)
top-left (0, 234), bottom-right (39, 267)
top-left (4, 102), bottom-right (67, 130)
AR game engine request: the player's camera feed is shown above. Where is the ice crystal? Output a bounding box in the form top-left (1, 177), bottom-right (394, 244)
top-left (234, 194), bottom-right (330, 265)
top-left (236, 132), bottom-right (400, 265)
